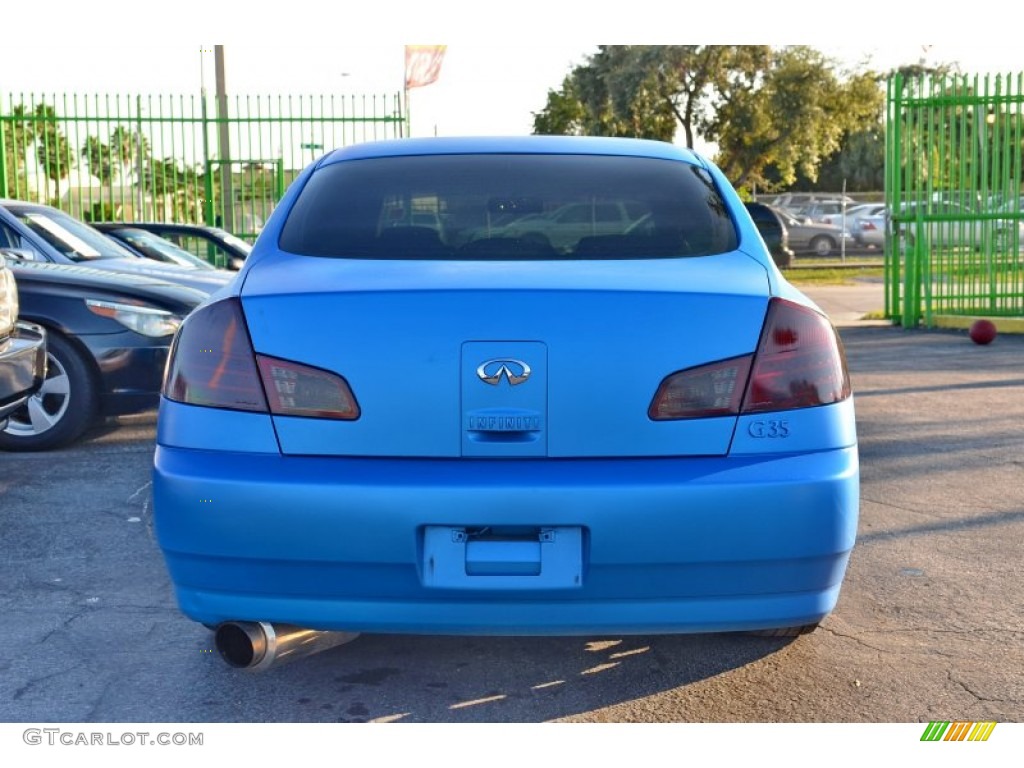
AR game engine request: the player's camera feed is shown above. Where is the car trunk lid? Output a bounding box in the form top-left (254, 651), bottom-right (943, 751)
top-left (240, 251), bottom-right (770, 458)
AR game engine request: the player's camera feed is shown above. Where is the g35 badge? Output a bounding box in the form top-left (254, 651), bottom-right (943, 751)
top-left (748, 420), bottom-right (790, 438)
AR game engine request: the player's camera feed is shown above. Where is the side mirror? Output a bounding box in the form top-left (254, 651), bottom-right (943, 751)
top-left (0, 247), bottom-right (40, 262)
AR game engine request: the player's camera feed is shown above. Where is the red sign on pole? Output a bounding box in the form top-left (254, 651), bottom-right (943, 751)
top-left (405, 45), bottom-right (447, 89)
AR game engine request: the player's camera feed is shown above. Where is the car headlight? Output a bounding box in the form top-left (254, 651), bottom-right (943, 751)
top-left (85, 299), bottom-right (182, 338)
top-left (0, 265), bottom-right (17, 337)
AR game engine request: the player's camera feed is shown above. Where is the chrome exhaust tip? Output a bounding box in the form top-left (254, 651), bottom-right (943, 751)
top-left (214, 622), bottom-right (359, 670)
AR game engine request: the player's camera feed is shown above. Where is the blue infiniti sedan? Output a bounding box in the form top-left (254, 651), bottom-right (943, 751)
top-left (153, 136), bottom-right (859, 669)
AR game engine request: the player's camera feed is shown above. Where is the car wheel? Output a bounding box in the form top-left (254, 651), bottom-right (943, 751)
top-left (0, 332), bottom-right (98, 451)
top-left (810, 236), bottom-right (835, 257)
top-left (747, 623), bottom-right (820, 638)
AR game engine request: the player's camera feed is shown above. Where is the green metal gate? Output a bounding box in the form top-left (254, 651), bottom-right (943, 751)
top-left (886, 72), bottom-right (1024, 327)
top-left (0, 91), bottom-right (406, 245)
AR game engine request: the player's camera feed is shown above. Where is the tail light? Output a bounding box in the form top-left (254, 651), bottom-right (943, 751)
top-left (256, 355), bottom-right (359, 420)
top-left (164, 298), bottom-right (359, 419)
top-left (649, 298), bottom-right (850, 420)
top-left (648, 356), bottom-right (752, 420)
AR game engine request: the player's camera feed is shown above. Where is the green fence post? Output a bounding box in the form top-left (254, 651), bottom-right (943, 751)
top-left (904, 210), bottom-right (924, 328)
top-left (0, 112), bottom-right (8, 199)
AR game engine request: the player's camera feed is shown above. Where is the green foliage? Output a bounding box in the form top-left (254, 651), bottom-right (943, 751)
top-left (532, 45), bottom-right (886, 192)
top-left (813, 127), bottom-right (886, 191)
top-left (532, 75), bottom-right (588, 136)
top-left (81, 136), bottom-right (115, 182)
top-left (713, 47), bottom-right (883, 191)
top-left (32, 104), bottom-right (75, 197)
top-left (1, 104), bottom-right (37, 198)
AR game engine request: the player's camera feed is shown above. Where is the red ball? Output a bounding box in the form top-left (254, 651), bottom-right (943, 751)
top-left (969, 319), bottom-right (997, 345)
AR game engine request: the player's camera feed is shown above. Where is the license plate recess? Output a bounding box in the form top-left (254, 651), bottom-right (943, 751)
top-left (422, 526), bottom-right (583, 590)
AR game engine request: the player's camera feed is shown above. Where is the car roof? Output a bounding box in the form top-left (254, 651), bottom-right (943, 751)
top-left (108, 222), bottom-right (222, 234)
top-left (320, 136), bottom-right (704, 167)
top-left (0, 199), bottom-right (59, 211)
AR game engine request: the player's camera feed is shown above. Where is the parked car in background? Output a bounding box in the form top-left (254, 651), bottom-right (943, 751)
top-left (118, 222), bottom-right (252, 270)
top-left (991, 196), bottom-right (1024, 251)
top-left (486, 200), bottom-right (649, 253)
top-left (821, 203), bottom-right (887, 229)
top-left (892, 201), bottom-right (996, 247)
top-left (91, 224), bottom-right (220, 271)
top-left (154, 136), bottom-right (860, 669)
top-left (0, 256), bottom-right (47, 431)
top-left (768, 192), bottom-right (855, 213)
top-left (0, 201), bottom-right (234, 294)
top-left (789, 200), bottom-right (850, 223)
top-left (0, 257), bottom-right (207, 451)
top-left (771, 207), bottom-right (853, 256)
top-left (744, 202), bottom-right (794, 268)
top-left (854, 211), bottom-right (887, 248)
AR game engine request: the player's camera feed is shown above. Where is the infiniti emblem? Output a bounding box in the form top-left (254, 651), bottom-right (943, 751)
top-left (476, 359), bottom-right (531, 386)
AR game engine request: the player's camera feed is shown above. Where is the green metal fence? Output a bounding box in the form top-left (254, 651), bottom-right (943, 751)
top-left (886, 73), bottom-right (1024, 327)
top-left (0, 91), bottom-right (406, 249)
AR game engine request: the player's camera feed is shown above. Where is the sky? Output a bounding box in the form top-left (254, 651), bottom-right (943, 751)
top-left (4, 1), bottom-right (1024, 145)
top-left (5, 42), bottom-right (1022, 151)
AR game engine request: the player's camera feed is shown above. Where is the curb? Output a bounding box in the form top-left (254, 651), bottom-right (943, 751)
top-left (931, 315), bottom-right (1024, 334)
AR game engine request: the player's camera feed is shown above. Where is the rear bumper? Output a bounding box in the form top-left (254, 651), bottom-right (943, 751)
top-left (0, 322), bottom-right (46, 422)
top-left (154, 427), bottom-right (859, 635)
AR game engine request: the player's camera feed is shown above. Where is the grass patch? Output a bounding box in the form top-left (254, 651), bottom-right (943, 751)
top-left (783, 267), bottom-right (884, 285)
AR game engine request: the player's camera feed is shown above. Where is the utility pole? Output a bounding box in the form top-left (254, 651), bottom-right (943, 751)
top-left (215, 45), bottom-right (234, 232)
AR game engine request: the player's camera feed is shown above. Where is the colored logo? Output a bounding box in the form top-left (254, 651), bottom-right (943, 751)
top-left (921, 721), bottom-right (996, 741)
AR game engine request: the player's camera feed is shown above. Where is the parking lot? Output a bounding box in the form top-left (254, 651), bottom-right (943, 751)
top-left (1, 284), bottom-right (1022, 723)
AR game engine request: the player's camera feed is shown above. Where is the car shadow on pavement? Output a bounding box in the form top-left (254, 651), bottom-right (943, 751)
top-left (170, 628), bottom-right (800, 723)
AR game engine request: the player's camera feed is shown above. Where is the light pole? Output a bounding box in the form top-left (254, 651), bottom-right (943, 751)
top-left (215, 45), bottom-right (234, 233)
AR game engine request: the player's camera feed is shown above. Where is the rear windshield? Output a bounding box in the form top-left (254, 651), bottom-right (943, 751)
top-left (279, 154), bottom-right (738, 260)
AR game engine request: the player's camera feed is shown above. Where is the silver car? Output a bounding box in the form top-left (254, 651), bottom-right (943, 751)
top-left (771, 207), bottom-right (853, 257)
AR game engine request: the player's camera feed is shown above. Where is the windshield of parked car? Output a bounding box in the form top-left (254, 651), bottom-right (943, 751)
top-left (280, 154), bottom-right (738, 260)
top-left (211, 229), bottom-right (253, 255)
top-left (107, 228), bottom-right (217, 270)
top-left (10, 207), bottom-right (137, 262)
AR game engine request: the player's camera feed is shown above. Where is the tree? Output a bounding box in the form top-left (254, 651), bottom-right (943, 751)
top-left (81, 136), bottom-right (115, 183)
top-left (533, 46), bottom-right (768, 143)
top-left (810, 127), bottom-right (886, 192)
top-left (533, 47), bottom-right (678, 140)
top-left (613, 45), bottom-right (770, 148)
top-left (712, 47), bottom-right (883, 192)
top-left (2, 104), bottom-right (37, 199)
top-left (33, 104), bottom-right (74, 203)
top-left (532, 74), bottom-right (588, 136)
top-left (533, 45), bottom-right (885, 194)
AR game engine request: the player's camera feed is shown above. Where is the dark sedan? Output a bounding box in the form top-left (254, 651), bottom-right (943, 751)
top-left (0, 256), bottom-right (207, 451)
top-left (0, 200), bottom-right (234, 294)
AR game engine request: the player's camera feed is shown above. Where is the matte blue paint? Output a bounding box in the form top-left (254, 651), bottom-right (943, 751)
top-left (154, 442), bottom-right (858, 633)
top-left (154, 136), bottom-right (860, 637)
top-left (240, 253), bottom-right (771, 458)
top-left (156, 399), bottom-right (280, 454)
